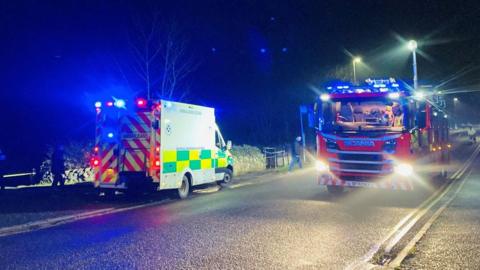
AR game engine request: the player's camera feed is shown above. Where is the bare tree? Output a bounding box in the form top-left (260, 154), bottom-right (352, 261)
top-left (129, 13), bottom-right (197, 100)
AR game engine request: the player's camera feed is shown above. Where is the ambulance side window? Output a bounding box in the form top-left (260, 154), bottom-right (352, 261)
top-left (215, 131), bottom-right (221, 148)
top-left (215, 131), bottom-right (224, 149)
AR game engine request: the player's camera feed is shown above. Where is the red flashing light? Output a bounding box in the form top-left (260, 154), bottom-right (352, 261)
top-left (155, 147), bottom-right (160, 152)
top-left (94, 146), bottom-right (99, 153)
top-left (154, 159), bottom-right (160, 167)
top-left (106, 101), bottom-right (114, 107)
top-left (136, 98), bottom-right (147, 108)
top-left (90, 157), bottom-right (100, 167)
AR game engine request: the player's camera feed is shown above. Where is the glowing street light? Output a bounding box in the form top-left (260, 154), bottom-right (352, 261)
top-left (407, 40), bottom-right (418, 90)
top-left (453, 97), bottom-right (459, 129)
top-left (407, 40), bottom-right (417, 51)
top-left (352, 57), bottom-right (362, 84)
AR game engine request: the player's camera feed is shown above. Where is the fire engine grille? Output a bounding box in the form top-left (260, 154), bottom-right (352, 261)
top-left (329, 151), bottom-right (392, 174)
top-left (337, 153), bottom-right (382, 162)
top-left (338, 163), bottom-right (383, 171)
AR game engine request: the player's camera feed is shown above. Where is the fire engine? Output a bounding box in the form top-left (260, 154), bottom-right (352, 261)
top-left (91, 98), bottom-right (234, 199)
top-left (314, 78), bottom-right (450, 194)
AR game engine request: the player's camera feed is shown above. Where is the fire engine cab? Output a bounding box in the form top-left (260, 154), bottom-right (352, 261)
top-left (91, 98), bottom-right (234, 199)
top-left (314, 78), bottom-right (449, 194)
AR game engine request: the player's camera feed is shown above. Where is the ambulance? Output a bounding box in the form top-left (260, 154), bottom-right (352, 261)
top-left (91, 99), bottom-right (234, 199)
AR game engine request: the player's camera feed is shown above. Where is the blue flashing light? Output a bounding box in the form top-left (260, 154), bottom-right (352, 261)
top-left (114, 99), bottom-right (126, 108)
top-left (107, 132), bottom-right (114, 138)
top-left (325, 78), bottom-right (408, 96)
top-left (94, 101), bottom-right (102, 108)
top-left (260, 48), bottom-right (267, 53)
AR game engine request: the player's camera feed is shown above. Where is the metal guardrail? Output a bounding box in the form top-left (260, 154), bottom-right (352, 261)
top-left (263, 147), bottom-right (288, 169)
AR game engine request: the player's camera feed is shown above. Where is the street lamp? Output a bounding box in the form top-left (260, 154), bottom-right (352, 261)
top-left (352, 57), bottom-right (362, 84)
top-left (453, 97), bottom-right (459, 129)
top-left (407, 40), bottom-right (418, 90)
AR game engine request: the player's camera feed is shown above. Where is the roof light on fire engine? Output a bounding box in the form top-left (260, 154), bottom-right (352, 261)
top-left (388, 92), bottom-right (400, 99)
top-left (114, 99), bottom-right (126, 108)
top-left (395, 163), bottom-right (413, 176)
top-left (106, 101), bottom-right (114, 107)
top-left (107, 132), bottom-right (114, 138)
top-left (94, 101), bottom-right (102, 108)
top-left (320, 94), bottom-right (330, 102)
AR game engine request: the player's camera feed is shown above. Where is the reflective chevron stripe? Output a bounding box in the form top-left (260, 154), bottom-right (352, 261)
top-left (162, 149), bottom-right (231, 174)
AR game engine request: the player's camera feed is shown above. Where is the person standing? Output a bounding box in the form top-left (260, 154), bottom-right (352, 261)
top-left (289, 136), bottom-right (303, 171)
top-left (51, 145), bottom-right (66, 187)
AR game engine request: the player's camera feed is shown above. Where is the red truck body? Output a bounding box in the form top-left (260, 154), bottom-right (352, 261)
top-left (314, 79), bottom-right (449, 192)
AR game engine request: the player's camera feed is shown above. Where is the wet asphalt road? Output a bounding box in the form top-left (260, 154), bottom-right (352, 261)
top-left (402, 157), bottom-right (480, 269)
top-left (0, 144), bottom-right (472, 270)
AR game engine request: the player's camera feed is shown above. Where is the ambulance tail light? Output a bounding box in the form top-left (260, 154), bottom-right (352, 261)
top-left (153, 159), bottom-right (160, 168)
top-left (90, 157), bottom-right (100, 167)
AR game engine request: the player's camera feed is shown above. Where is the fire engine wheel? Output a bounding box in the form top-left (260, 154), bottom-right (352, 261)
top-left (327, 186), bottom-right (344, 195)
top-left (177, 175), bottom-right (191, 200)
top-left (219, 169), bottom-right (233, 185)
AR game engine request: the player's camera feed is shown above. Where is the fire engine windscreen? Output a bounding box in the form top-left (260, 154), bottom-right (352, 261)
top-left (332, 99), bottom-right (404, 132)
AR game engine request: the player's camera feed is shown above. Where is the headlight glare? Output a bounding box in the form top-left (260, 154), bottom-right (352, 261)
top-left (395, 163), bottom-right (413, 176)
top-left (315, 160), bottom-right (328, 171)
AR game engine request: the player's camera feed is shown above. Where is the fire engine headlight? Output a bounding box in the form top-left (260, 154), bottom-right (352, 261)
top-left (395, 163), bottom-right (413, 177)
top-left (315, 160), bottom-right (328, 171)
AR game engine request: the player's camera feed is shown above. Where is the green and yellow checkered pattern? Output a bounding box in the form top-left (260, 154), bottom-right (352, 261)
top-left (162, 149), bottom-right (229, 174)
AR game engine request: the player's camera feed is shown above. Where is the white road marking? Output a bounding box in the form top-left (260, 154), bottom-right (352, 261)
top-left (346, 143), bottom-right (480, 270)
top-left (388, 165), bottom-right (475, 267)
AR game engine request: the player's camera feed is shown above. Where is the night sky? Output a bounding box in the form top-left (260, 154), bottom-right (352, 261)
top-left (1, 0), bottom-right (480, 169)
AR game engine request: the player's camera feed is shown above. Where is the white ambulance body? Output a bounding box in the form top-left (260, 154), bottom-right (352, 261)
top-left (92, 99), bottom-right (233, 199)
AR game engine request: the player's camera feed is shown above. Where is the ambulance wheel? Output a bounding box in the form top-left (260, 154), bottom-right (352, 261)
top-left (219, 169), bottom-right (233, 185)
top-left (327, 186), bottom-right (344, 195)
top-left (177, 174), bottom-right (191, 200)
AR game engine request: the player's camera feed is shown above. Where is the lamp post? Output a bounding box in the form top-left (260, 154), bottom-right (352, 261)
top-left (407, 40), bottom-right (418, 90)
top-left (352, 57), bottom-right (361, 84)
top-left (453, 97), bottom-right (459, 129)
